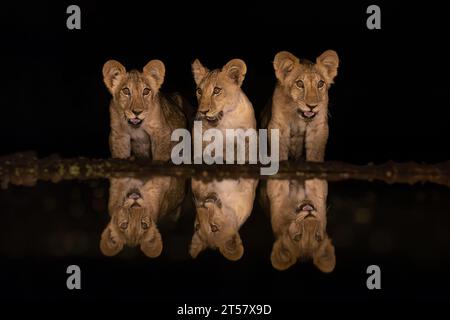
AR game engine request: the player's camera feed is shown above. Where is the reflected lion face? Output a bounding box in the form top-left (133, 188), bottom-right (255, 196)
top-left (271, 209), bottom-right (335, 273)
top-left (189, 193), bottom-right (244, 261)
top-left (100, 186), bottom-right (162, 258)
top-left (268, 179), bottom-right (335, 272)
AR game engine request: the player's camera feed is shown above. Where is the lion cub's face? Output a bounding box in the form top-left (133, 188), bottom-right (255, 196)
top-left (191, 59), bottom-right (247, 126)
top-left (269, 179), bottom-right (335, 272)
top-left (190, 193), bottom-right (243, 261)
top-left (103, 59), bottom-right (166, 128)
top-left (100, 185), bottom-right (162, 258)
top-left (274, 50), bottom-right (339, 121)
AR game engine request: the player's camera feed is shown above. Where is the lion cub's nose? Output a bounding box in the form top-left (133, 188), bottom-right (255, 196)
top-left (306, 104), bottom-right (317, 110)
top-left (132, 110), bottom-right (142, 116)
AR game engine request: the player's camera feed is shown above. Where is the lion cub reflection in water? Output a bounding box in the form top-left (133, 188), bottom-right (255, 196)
top-left (100, 177), bottom-right (185, 258)
top-left (190, 178), bottom-right (258, 261)
top-left (264, 179), bottom-right (335, 272)
top-left (189, 58), bottom-right (258, 260)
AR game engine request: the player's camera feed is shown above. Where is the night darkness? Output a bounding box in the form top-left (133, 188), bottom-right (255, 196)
top-left (2, 1), bottom-right (449, 163)
top-left (1, 0), bottom-right (450, 313)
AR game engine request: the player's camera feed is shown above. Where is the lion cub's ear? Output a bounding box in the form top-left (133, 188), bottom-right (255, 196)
top-left (223, 59), bottom-right (247, 87)
top-left (313, 237), bottom-right (336, 273)
top-left (316, 50), bottom-right (339, 84)
top-left (271, 238), bottom-right (296, 271)
top-left (143, 59), bottom-right (166, 91)
top-left (100, 223), bottom-right (124, 256)
top-left (103, 60), bottom-right (127, 94)
top-left (219, 233), bottom-right (244, 261)
top-left (192, 59), bottom-right (209, 86)
top-left (140, 225), bottom-right (163, 258)
top-left (273, 51), bottom-right (299, 83)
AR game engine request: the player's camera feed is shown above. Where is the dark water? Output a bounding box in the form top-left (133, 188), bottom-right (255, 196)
top-left (1, 178), bottom-right (449, 305)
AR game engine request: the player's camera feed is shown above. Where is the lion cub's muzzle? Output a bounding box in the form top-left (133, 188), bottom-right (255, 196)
top-left (297, 109), bottom-right (317, 121)
top-left (296, 202), bottom-right (317, 220)
top-left (126, 189), bottom-right (143, 208)
top-left (299, 203), bottom-right (315, 212)
top-left (195, 192), bottom-right (222, 209)
top-left (127, 189), bottom-right (142, 200)
top-left (195, 110), bottom-right (224, 126)
top-left (297, 103), bottom-right (321, 121)
top-left (126, 110), bottom-right (145, 128)
top-left (128, 117), bottom-right (143, 127)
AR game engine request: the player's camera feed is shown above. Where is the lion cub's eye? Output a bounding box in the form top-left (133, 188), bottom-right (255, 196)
top-left (143, 88), bottom-right (151, 96)
top-left (122, 87), bottom-right (131, 96)
top-left (295, 80), bottom-right (304, 89)
top-left (317, 80), bottom-right (325, 89)
top-left (210, 224), bottom-right (219, 233)
top-left (213, 87), bottom-right (222, 95)
top-left (195, 223), bottom-right (200, 231)
top-left (196, 88), bottom-right (202, 95)
top-left (119, 221), bottom-right (128, 230)
top-left (141, 221), bottom-right (149, 230)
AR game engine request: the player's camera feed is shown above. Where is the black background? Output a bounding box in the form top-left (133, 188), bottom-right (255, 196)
top-left (1, 0), bottom-right (449, 163)
top-left (1, 0), bottom-right (450, 311)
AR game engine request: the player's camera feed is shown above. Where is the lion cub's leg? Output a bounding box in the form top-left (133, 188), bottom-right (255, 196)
top-left (290, 133), bottom-right (305, 161)
top-left (150, 138), bottom-right (172, 162)
top-left (131, 135), bottom-right (151, 159)
top-left (305, 123), bottom-right (329, 162)
top-left (269, 122), bottom-right (290, 161)
top-left (109, 132), bottom-right (131, 159)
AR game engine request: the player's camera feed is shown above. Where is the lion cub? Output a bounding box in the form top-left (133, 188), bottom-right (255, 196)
top-left (262, 179), bottom-right (335, 272)
top-left (191, 58), bottom-right (257, 157)
top-left (103, 59), bottom-right (189, 160)
top-left (262, 51), bottom-right (339, 161)
top-left (190, 178), bottom-right (258, 261)
top-left (100, 176), bottom-right (185, 258)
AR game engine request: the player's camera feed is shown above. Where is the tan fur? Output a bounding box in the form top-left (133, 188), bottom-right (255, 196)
top-left (262, 50), bottom-right (339, 161)
top-left (190, 178), bottom-right (258, 261)
top-left (265, 179), bottom-right (335, 272)
top-left (191, 59), bottom-right (257, 159)
top-left (100, 176), bottom-right (185, 258)
top-left (189, 60), bottom-right (258, 259)
top-left (103, 59), bottom-right (189, 160)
